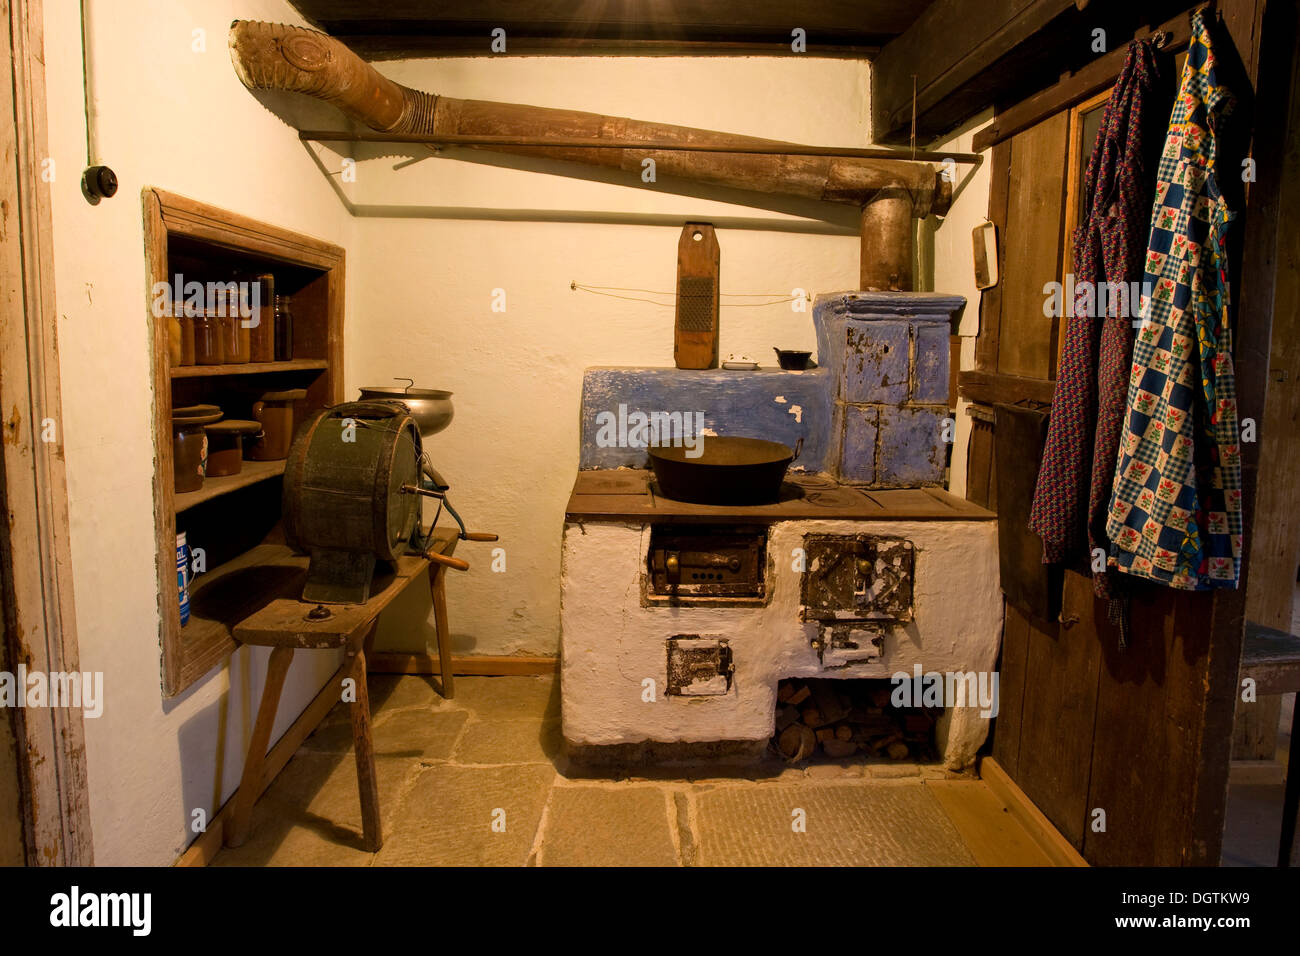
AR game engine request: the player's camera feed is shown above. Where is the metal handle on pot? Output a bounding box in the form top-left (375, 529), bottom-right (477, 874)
top-left (792, 437), bottom-right (803, 462)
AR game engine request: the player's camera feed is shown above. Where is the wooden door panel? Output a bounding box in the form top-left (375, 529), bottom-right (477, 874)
top-left (1011, 581), bottom-right (1101, 850)
top-left (996, 111), bottom-right (1069, 379)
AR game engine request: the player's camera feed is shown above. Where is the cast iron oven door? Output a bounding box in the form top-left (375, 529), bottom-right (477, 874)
top-left (800, 534), bottom-right (915, 623)
top-left (647, 524), bottom-right (765, 599)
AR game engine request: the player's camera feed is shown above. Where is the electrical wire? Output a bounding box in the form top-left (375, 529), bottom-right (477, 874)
top-left (570, 281), bottom-right (809, 308)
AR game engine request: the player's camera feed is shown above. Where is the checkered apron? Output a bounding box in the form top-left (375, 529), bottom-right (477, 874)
top-left (1105, 9), bottom-right (1242, 591)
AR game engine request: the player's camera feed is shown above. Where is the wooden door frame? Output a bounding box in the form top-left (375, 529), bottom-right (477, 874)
top-left (0, 0), bottom-right (94, 865)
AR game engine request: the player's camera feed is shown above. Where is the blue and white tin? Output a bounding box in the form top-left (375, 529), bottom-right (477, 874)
top-left (176, 532), bottom-right (190, 625)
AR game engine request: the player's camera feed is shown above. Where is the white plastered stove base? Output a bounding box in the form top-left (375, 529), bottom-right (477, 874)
top-left (559, 518), bottom-right (1003, 771)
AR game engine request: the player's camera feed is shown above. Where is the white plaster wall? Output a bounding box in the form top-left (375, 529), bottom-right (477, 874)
top-left (918, 109), bottom-right (995, 498)
top-left (351, 57), bottom-right (876, 659)
top-left (560, 518), bottom-right (1002, 768)
top-left (44, 0), bottom-right (356, 864)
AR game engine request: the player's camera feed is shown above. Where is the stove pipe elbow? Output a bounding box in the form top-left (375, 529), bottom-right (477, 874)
top-left (229, 20), bottom-right (438, 135)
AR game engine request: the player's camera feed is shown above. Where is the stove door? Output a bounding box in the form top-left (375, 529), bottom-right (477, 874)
top-left (646, 524), bottom-right (765, 601)
top-left (801, 533), bottom-right (915, 623)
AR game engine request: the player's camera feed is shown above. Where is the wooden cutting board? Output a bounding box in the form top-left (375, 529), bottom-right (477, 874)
top-left (674, 222), bottom-right (720, 369)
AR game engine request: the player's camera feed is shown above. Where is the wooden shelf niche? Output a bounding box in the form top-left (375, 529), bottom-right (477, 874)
top-left (144, 188), bottom-right (344, 697)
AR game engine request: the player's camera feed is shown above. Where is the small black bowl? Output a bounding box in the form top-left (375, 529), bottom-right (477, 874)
top-left (773, 348), bottom-right (812, 370)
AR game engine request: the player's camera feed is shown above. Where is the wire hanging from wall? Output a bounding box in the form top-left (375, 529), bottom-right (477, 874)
top-left (570, 281), bottom-right (809, 308)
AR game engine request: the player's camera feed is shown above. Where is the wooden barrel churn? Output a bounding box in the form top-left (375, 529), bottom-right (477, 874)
top-left (283, 400), bottom-right (423, 604)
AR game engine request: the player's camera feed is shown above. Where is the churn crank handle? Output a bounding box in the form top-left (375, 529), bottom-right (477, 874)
top-left (463, 532), bottom-right (498, 542)
top-left (425, 549), bottom-right (470, 572)
top-left (402, 483), bottom-right (445, 499)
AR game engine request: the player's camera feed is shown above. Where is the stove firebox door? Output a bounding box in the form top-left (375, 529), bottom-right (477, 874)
top-left (801, 534), bottom-right (915, 623)
top-left (648, 525), bottom-right (765, 599)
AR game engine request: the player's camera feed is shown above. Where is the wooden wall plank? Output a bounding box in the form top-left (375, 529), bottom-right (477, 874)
top-left (965, 414), bottom-right (995, 510)
top-left (996, 112), bottom-right (1069, 379)
top-left (1084, 585), bottom-right (1214, 865)
top-left (991, 603), bottom-right (1030, 778)
top-left (975, 142), bottom-right (1012, 372)
top-left (1012, 573), bottom-right (1100, 850)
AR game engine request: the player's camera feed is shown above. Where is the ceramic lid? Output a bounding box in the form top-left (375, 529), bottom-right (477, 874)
top-left (173, 403), bottom-right (221, 418)
top-left (259, 389), bottom-right (307, 402)
top-left (204, 419), bottom-right (262, 435)
top-left (172, 404), bottom-right (223, 426)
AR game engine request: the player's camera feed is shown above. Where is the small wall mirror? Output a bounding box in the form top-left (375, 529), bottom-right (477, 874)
top-left (972, 220), bottom-right (999, 290)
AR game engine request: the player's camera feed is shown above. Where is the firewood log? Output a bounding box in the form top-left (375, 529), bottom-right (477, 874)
top-left (778, 724), bottom-right (816, 762)
top-left (822, 739), bottom-right (858, 758)
top-left (787, 685), bottom-right (812, 706)
top-left (775, 705), bottom-right (801, 731)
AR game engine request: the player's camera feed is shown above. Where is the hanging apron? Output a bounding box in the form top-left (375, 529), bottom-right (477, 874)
top-left (1105, 8), bottom-right (1242, 591)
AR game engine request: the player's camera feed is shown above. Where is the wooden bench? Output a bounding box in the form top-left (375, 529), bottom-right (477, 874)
top-left (223, 528), bottom-right (462, 852)
top-left (1241, 621), bottom-right (1300, 867)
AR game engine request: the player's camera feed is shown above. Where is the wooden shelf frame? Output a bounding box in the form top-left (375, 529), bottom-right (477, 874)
top-left (170, 359), bottom-right (327, 379)
top-left (144, 188), bottom-right (345, 698)
top-left (174, 459), bottom-right (287, 513)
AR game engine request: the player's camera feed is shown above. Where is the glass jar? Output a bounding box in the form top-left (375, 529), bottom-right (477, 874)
top-left (215, 287), bottom-right (251, 364)
top-left (193, 307), bottom-right (224, 365)
top-left (249, 273), bottom-right (276, 362)
top-left (274, 294), bottom-right (294, 362)
top-left (174, 301), bottom-right (195, 366)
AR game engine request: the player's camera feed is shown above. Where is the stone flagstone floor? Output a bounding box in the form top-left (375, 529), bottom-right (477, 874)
top-left (212, 673), bottom-right (1049, 867)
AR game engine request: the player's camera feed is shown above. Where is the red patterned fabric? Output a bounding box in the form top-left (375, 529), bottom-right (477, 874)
top-left (1028, 39), bottom-right (1163, 598)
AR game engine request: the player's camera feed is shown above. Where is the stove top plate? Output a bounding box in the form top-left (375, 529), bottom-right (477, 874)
top-left (566, 470), bottom-right (994, 522)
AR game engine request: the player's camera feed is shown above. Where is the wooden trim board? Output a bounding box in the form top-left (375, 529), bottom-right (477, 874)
top-left (0, 0), bottom-right (95, 866)
top-left (978, 756), bottom-right (1089, 866)
top-left (925, 778), bottom-right (1058, 866)
top-left (367, 652), bottom-right (558, 676)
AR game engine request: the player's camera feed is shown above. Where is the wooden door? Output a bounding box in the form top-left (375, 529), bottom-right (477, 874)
top-left (966, 0), bottom-right (1294, 864)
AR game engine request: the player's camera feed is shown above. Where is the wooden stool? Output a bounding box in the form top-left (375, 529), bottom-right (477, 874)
top-left (223, 531), bottom-right (461, 852)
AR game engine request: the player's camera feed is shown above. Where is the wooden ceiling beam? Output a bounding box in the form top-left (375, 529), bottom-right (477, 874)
top-left (871, 0), bottom-right (1198, 144)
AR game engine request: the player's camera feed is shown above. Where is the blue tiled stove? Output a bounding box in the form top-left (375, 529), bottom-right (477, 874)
top-left (815, 292), bottom-right (965, 488)
top-left (576, 291), bottom-right (964, 489)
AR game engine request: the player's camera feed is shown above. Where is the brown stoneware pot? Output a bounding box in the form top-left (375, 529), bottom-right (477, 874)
top-left (203, 419), bottom-right (262, 477)
top-left (172, 404), bottom-right (223, 493)
top-left (247, 388), bottom-right (307, 461)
